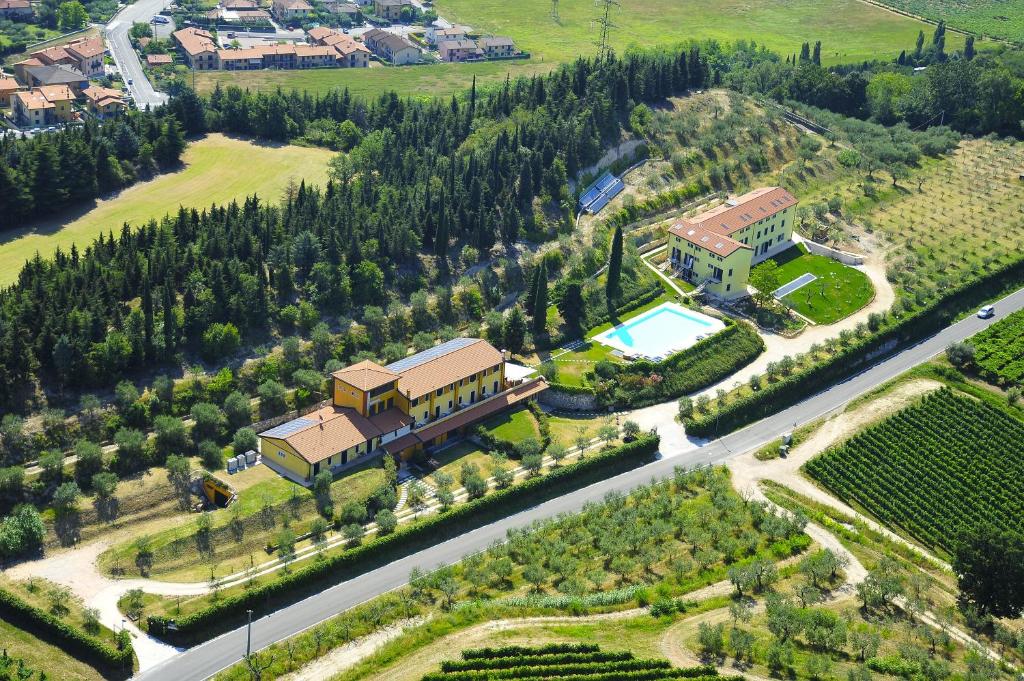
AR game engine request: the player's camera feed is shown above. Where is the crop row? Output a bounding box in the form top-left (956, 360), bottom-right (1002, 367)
top-left (805, 389), bottom-right (1024, 552)
top-left (971, 308), bottom-right (1024, 385)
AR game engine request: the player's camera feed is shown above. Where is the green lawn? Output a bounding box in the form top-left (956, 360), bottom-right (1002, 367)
top-left (435, 0), bottom-right (962, 68)
top-left (547, 414), bottom-right (614, 449)
top-left (0, 617), bottom-right (104, 681)
top-left (0, 133), bottom-right (334, 287)
top-left (430, 440), bottom-right (495, 478)
top-left (766, 245), bottom-right (874, 325)
top-left (548, 342), bottom-right (618, 387)
top-left (478, 406), bottom-right (540, 442)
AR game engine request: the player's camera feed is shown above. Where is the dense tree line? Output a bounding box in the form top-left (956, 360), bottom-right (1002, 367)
top-left (0, 108), bottom-right (190, 226)
top-left (0, 47), bottom-right (711, 409)
top-left (716, 36), bottom-right (1024, 136)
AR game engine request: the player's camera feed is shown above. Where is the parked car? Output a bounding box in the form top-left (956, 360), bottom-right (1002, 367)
top-left (152, 15), bottom-right (169, 23)
top-left (977, 305), bottom-right (995, 319)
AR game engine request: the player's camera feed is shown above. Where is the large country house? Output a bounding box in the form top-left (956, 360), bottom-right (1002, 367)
top-left (259, 338), bottom-right (547, 484)
top-left (668, 187), bottom-right (797, 299)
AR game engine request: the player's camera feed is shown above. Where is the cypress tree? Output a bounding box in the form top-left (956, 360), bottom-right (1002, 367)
top-left (812, 41), bottom-right (821, 66)
top-left (964, 35), bottom-right (975, 60)
top-left (606, 225), bottom-right (623, 305)
top-left (531, 260), bottom-right (548, 336)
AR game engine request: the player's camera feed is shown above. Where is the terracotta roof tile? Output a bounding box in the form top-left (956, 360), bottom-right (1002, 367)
top-left (390, 338), bottom-right (503, 400)
top-left (369, 407), bottom-right (413, 433)
top-left (261, 406), bottom-right (382, 464)
top-left (681, 187), bottom-right (796, 237)
top-left (415, 379), bottom-right (547, 442)
top-left (332, 360), bottom-right (399, 391)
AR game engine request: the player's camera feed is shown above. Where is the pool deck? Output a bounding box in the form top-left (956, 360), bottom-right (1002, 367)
top-left (592, 301), bottom-right (726, 361)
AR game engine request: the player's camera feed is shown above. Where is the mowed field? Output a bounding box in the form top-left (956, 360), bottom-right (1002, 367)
top-left (871, 0), bottom-right (1024, 42)
top-left (198, 0), bottom-right (957, 97)
top-left (0, 134), bottom-right (334, 287)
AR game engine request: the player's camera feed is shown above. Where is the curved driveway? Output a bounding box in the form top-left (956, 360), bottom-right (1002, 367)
top-left (136, 286), bottom-right (1024, 681)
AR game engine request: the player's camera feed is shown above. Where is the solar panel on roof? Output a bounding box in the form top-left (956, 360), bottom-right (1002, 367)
top-left (386, 336), bottom-right (479, 373)
top-left (261, 417), bottom-right (316, 439)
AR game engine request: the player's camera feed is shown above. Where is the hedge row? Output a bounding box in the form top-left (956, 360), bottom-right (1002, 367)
top-left (443, 651), bottom-right (634, 671)
top-left (597, 321), bottom-right (764, 409)
top-left (461, 644), bottom-right (601, 659)
top-left (150, 434), bottom-right (660, 643)
top-left (426, 659), bottom-right (672, 681)
top-left (427, 673), bottom-right (734, 681)
top-left (0, 588), bottom-right (133, 676)
top-left (685, 258), bottom-right (1024, 437)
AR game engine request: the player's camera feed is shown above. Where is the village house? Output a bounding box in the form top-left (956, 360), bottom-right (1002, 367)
top-left (16, 63), bottom-right (90, 90)
top-left (362, 28), bottom-right (420, 64)
top-left (12, 84), bottom-right (77, 127)
top-left (26, 36), bottom-right (107, 78)
top-left (668, 187), bottom-right (798, 299)
top-left (438, 38), bottom-right (481, 62)
top-left (0, 0), bottom-right (32, 18)
top-left (259, 338), bottom-right (547, 485)
top-left (308, 26), bottom-right (370, 66)
top-left (372, 0), bottom-right (410, 21)
top-left (173, 27), bottom-right (219, 70)
top-left (0, 77), bottom-right (24, 107)
top-left (271, 0), bottom-right (313, 22)
top-left (425, 25), bottom-right (466, 45)
top-left (477, 35), bottom-right (517, 58)
top-left (207, 6), bottom-right (272, 23)
top-left (146, 53), bottom-right (173, 67)
top-left (81, 85), bottom-right (127, 118)
top-left (320, 0), bottom-right (360, 21)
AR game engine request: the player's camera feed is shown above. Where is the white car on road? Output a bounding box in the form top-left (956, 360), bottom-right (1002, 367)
top-left (977, 305), bottom-right (995, 319)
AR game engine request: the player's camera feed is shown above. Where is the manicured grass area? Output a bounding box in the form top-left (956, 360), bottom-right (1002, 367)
top-left (478, 406), bottom-right (540, 442)
top-left (431, 440), bottom-right (495, 479)
top-left (0, 134), bottom-right (334, 287)
top-left (435, 0), bottom-right (961, 68)
top-left (870, 0), bottom-right (1024, 42)
top-left (547, 414), bottom-right (615, 449)
top-left (0, 616), bottom-right (104, 681)
top-left (195, 60), bottom-right (553, 100)
top-left (548, 342), bottom-right (619, 387)
top-left (767, 244), bottom-right (874, 325)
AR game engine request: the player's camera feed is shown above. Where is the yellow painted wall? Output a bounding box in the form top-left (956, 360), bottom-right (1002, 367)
top-left (333, 378), bottom-right (365, 412)
top-left (260, 436), bottom-right (312, 481)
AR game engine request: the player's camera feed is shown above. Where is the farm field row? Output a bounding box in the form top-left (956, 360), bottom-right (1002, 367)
top-left (0, 134), bottom-right (334, 287)
top-left (870, 0), bottom-right (1024, 43)
top-left (804, 387), bottom-right (1024, 555)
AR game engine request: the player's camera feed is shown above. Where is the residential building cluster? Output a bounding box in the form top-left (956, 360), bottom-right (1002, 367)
top-left (259, 338), bottom-right (546, 485)
top-left (668, 187), bottom-right (798, 299)
top-left (0, 0), bottom-right (32, 18)
top-left (3, 35), bottom-right (127, 127)
top-left (173, 26), bottom-right (371, 70)
top-left (433, 28), bottom-right (518, 62)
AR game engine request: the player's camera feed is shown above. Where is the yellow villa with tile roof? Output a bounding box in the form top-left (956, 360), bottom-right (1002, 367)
top-left (668, 187), bottom-right (797, 300)
top-left (259, 338), bottom-right (546, 485)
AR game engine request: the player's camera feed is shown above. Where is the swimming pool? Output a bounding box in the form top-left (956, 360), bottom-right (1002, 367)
top-left (592, 302), bottom-right (726, 360)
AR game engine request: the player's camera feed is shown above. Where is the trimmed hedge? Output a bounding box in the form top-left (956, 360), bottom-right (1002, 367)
top-left (150, 434), bottom-right (660, 643)
top-left (595, 321), bottom-right (764, 408)
top-left (443, 651), bottom-right (635, 670)
top-left (0, 588), bottom-right (133, 677)
top-left (461, 644), bottom-right (601, 659)
top-left (685, 257), bottom-right (1024, 437)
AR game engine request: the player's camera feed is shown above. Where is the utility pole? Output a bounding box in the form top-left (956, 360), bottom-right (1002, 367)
top-left (594, 0), bottom-right (618, 59)
top-left (246, 609), bottom-right (253, 658)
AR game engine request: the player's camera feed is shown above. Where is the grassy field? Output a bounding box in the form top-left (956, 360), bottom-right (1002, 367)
top-left (195, 60), bottom-right (553, 99)
top-left (767, 244), bottom-right (874, 324)
top-left (0, 133), bottom-right (334, 287)
top-left (431, 440), bottom-right (495, 479)
top-left (436, 0), bottom-right (961, 67)
top-left (871, 0), bottom-right (1024, 42)
top-left (0, 617), bottom-right (105, 681)
top-left (478, 406), bottom-right (540, 442)
top-left (98, 462), bottom-right (384, 582)
top-left (195, 0), bottom-right (956, 98)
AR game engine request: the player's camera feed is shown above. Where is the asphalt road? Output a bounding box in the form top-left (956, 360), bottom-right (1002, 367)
top-left (106, 0), bottom-right (170, 110)
top-left (136, 286), bottom-right (1024, 681)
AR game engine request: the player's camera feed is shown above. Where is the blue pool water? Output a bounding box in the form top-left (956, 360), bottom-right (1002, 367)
top-left (593, 302), bottom-right (726, 360)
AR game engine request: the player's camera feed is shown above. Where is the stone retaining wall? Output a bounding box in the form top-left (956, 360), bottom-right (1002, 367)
top-left (538, 387), bottom-right (599, 411)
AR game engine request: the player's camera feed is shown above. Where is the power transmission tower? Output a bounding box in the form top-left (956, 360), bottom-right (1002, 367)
top-left (551, 0), bottom-right (559, 22)
top-left (594, 0), bottom-right (618, 59)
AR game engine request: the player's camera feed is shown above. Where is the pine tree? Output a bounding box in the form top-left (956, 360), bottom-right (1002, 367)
top-left (799, 42), bottom-right (810, 62)
top-left (605, 225), bottom-right (623, 305)
top-left (964, 35), bottom-right (975, 60)
top-left (811, 41), bottom-right (821, 66)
